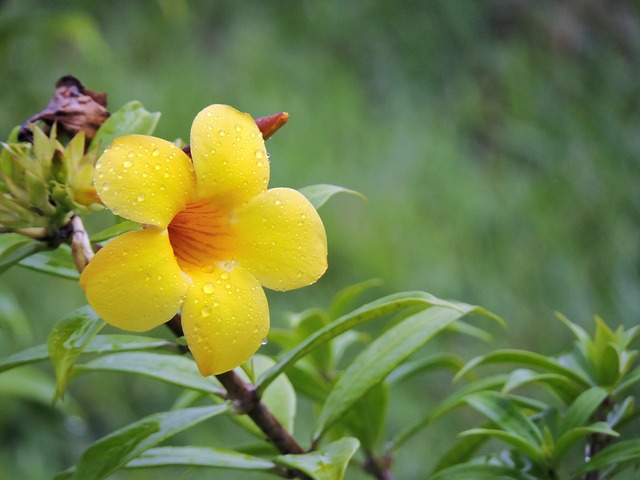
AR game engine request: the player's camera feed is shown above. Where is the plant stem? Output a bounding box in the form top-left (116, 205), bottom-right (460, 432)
top-left (363, 452), bottom-right (395, 480)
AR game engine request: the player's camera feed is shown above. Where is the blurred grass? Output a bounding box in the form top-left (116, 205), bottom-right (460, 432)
top-left (1, 0), bottom-right (639, 478)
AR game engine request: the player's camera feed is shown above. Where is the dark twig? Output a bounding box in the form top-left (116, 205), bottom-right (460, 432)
top-left (363, 451), bottom-right (395, 480)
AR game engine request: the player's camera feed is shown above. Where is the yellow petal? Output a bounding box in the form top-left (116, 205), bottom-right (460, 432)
top-left (95, 135), bottom-right (196, 227)
top-left (80, 229), bottom-right (189, 331)
top-left (232, 188), bottom-right (328, 291)
top-left (181, 266), bottom-right (269, 376)
top-left (190, 105), bottom-right (269, 205)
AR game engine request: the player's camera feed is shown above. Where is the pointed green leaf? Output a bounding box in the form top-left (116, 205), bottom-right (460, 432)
top-left (455, 349), bottom-right (593, 388)
top-left (89, 220), bottom-right (141, 242)
top-left (257, 291), bottom-right (465, 395)
top-left (460, 428), bottom-right (545, 465)
top-left (71, 405), bottom-right (229, 480)
top-left (313, 304), bottom-right (483, 441)
top-left (328, 279), bottom-right (382, 320)
top-left (125, 446), bottom-right (276, 471)
top-left (431, 428), bottom-right (493, 473)
top-left (0, 344), bottom-right (49, 373)
top-left (90, 101), bottom-right (160, 150)
top-left (558, 387), bottom-right (608, 437)
top-left (0, 335), bottom-right (176, 374)
top-left (19, 244), bottom-right (80, 279)
top-left (501, 369), bottom-right (581, 404)
top-left (343, 381), bottom-right (388, 451)
top-left (578, 439), bottom-right (640, 475)
top-left (74, 351), bottom-right (223, 395)
top-left (387, 353), bottom-right (466, 385)
top-left (48, 305), bottom-right (105, 400)
top-left (274, 437), bottom-right (360, 480)
top-left (555, 422), bottom-right (619, 462)
top-left (430, 463), bottom-right (537, 480)
top-left (0, 233), bottom-right (49, 274)
top-left (391, 374), bottom-right (509, 450)
top-left (298, 184), bottom-right (365, 210)
top-left (463, 392), bottom-right (544, 450)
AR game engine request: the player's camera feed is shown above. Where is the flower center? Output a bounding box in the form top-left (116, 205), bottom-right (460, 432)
top-left (168, 199), bottom-right (235, 271)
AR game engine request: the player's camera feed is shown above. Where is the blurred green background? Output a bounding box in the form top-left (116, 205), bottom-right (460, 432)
top-left (1, 0), bottom-right (639, 478)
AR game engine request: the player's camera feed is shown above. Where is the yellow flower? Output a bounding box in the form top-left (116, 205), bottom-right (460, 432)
top-left (80, 105), bottom-right (328, 375)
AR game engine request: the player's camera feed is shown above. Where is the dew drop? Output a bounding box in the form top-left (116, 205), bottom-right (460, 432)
top-left (235, 124), bottom-right (243, 132)
top-left (275, 198), bottom-right (282, 206)
top-left (123, 160), bottom-right (133, 168)
top-left (256, 161), bottom-right (263, 167)
top-left (102, 183), bottom-right (111, 192)
top-left (255, 149), bottom-right (264, 159)
top-left (219, 128), bottom-right (226, 137)
top-left (137, 193), bottom-right (145, 202)
top-left (127, 151), bottom-right (135, 158)
top-left (213, 300), bottom-right (220, 308)
top-left (202, 282), bottom-right (215, 294)
top-left (151, 148), bottom-right (160, 157)
top-left (201, 306), bottom-right (212, 317)
top-left (261, 338), bottom-right (268, 346)
top-left (206, 111), bottom-right (213, 117)
top-left (220, 271), bottom-right (230, 280)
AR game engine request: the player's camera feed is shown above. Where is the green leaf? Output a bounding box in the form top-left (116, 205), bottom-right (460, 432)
top-left (257, 291), bottom-right (463, 395)
top-left (0, 335), bottom-right (177, 374)
top-left (70, 405), bottom-right (229, 480)
top-left (430, 463), bottom-right (537, 480)
top-left (89, 220), bottom-right (140, 242)
top-left (313, 304), bottom-right (483, 441)
top-left (554, 423), bottom-right (619, 462)
top-left (557, 387), bottom-right (608, 437)
top-left (501, 368), bottom-right (581, 405)
top-left (577, 439), bottom-right (640, 475)
top-left (274, 437), bottom-right (360, 480)
top-left (390, 374), bottom-right (509, 450)
top-left (0, 289), bottom-right (31, 345)
top-left (298, 184), bottom-right (365, 210)
top-left (47, 305), bottom-right (105, 400)
top-left (283, 361), bottom-right (331, 403)
top-left (431, 430), bottom-right (493, 473)
top-left (0, 366), bottom-right (57, 407)
top-left (455, 349), bottom-right (593, 388)
top-left (614, 365), bottom-right (640, 397)
top-left (0, 344), bottom-right (49, 373)
top-left (74, 351), bottom-right (223, 395)
top-left (19, 244), bottom-right (80, 279)
top-left (342, 381), bottom-right (388, 451)
top-left (387, 353), bottom-right (466, 385)
top-left (0, 233), bottom-right (49, 274)
top-left (125, 446), bottom-right (276, 471)
top-left (328, 279), bottom-right (382, 320)
top-left (90, 101), bottom-right (160, 151)
top-left (459, 428), bottom-right (545, 465)
top-left (464, 392), bottom-right (544, 448)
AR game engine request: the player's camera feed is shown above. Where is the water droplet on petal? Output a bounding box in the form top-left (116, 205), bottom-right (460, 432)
top-left (206, 111), bottom-right (213, 117)
top-left (202, 282), bottom-right (215, 294)
top-left (255, 149), bottom-right (264, 159)
top-left (201, 306), bottom-right (212, 317)
top-left (219, 128), bottom-right (225, 137)
top-left (123, 160), bottom-right (133, 168)
top-left (261, 338), bottom-right (268, 346)
top-left (220, 271), bottom-right (229, 280)
top-left (151, 148), bottom-right (160, 157)
top-left (137, 193), bottom-right (145, 202)
top-left (275, 198), bottom-right (282, 206)
top-left (102, 183), bottom-right (111, 192)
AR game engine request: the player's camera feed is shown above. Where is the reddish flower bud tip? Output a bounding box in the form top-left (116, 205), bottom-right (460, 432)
top-left (255, 112), bottom-right (289, 141)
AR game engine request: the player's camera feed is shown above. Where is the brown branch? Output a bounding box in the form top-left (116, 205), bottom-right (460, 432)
top-left (363, 452), bottom-right (395, 480)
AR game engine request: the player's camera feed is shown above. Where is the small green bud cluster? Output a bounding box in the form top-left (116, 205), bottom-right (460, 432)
top-left (0, 124), bottom-right (102, 241)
